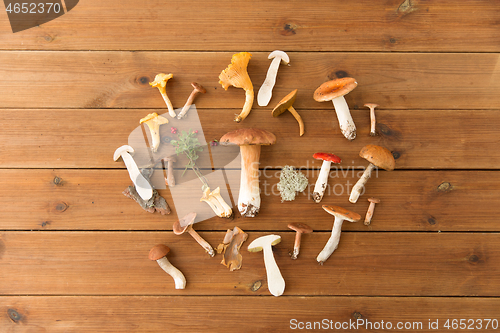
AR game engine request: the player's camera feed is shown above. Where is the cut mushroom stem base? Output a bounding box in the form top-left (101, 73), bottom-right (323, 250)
top-left (188, 229), bottom-right (215, 257)
top-left (313, 160), bottom-right (332, 203)
top-left (238, 145), bottom-right (261, 217)
top-left (332, 96), bottom-right (356, 141)
top-left (316, 216), bottom-right (344, 264)
top-left (235, 89), bottom-right (254, 123)
top-left (349, 163), bottom-right (376, 203)
top-left (156, 257), bottom-right (187, 289)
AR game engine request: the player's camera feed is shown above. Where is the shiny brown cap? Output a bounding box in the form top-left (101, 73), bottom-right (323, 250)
top-left (322, 205), bottom-right (361, 222)
top-left (288, 222), bottom-right (313, 234)
top-left (220, 128), bottom-right (276, 146)
top-left (359, 144), bottom-right (395, 171)
top-left (313, 78), bottom-right (357, 102)
top-left (149, 244), bottom-right (170, 260)
top-left (272, 89), bottom-right (298, 117)
top-left (172, 212), bottom-right (197, 235)
top-left (191, 82), bottom-right (206, 94)
top-left (368, 197), bottom-right (380, 204)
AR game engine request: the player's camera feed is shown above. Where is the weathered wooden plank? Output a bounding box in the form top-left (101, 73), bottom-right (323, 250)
top-left (1, 0), bottom-right (499, 52)
top-left (0, 52), bottom-right (499, 110)
top-left (0, 169), bottom-right (496, 232)
top-left (2, 296), bottom-right (500, 332)
top-left (1, 109), bottom-right (499, 169)
top-left (0, 231), bottom-right (498, 296)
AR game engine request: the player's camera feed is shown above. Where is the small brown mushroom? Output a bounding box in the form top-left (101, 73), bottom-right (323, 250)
top-left (272, 89), bottom-right (304, 136)
top-left (173, 212), bottom-right (215, 257)
top-left (364, 197), bottom-right (380, 225)
top-left (149, 244), bottom-right (186, 289)
top-left (177, 82), bottom-right (207, 119)
top-left (364, 103), bottom-right (379, 136)
top-left (287, 223), bottom-right (313, 259)
top-left (163, 156), bottom-right (176, 187)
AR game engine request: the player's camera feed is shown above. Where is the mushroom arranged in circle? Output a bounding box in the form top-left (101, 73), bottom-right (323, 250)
top-left (364, 197), bottom-right (380, 226)
top-left (150, 73), bottom-right (176, 118)
top-left (349, 145), bottom-right (395, 204)
top-left (288, 222), bottom-right (313, 260)
top-left (272, 89), bottom-right (304, 136)
top-left (313, 77), bottom-right (358, 141)
top-left (364, 103), bottom-right (379, 136)
top-left (317, 205), bottom-right (360, 264)
top-left (312, 152), bottom-right (341, 203)
top-left (140, 112), bottom-right (169, 153)
top-left (173, 212), bottom-right (215, 257)
top-left (257, 50), bottom-right (290, 107)
top-left (149, 244), bottom-right (186, 289)
top-left (220, 128), bottom-right (276, 217)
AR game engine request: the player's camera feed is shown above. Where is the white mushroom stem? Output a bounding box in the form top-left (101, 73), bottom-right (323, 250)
top-left (316, 216), bottom-right (345, 264)
top-left (349, 163), bottom-right (376, 204)
top-left (188, 228), bottom-right (215, 257)
top-left (260, 241), bottom-right (285, 297)
top-left (160, 91), bottom-right (176, 118)
top-left (235, 90), bottom-right (255, 123)
top-left (116, 150), bottom-right (153, 201)
top-left (312, 160), bottom-right (332, 203)
top-left (156, 257), bottom-right (186, 289)
top-left (143, 119), bottom-right (166, 153)
top-left (238, 145), bottom-right (261, 217)
top-left (332, 96), bottom-right (356, 141)
top-left (369, 107), bottom-right (377, 136)
top-left (258, 57), bottom-right (283, 106)
top-left (165, 159), bottom-right (175, 187)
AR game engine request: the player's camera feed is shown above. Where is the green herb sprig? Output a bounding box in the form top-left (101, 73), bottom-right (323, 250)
top-left (170, 130), bottom-right (209, 188)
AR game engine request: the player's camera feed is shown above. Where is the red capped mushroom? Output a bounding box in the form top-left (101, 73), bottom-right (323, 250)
top-left (312, 152), bottom-right (341, 203)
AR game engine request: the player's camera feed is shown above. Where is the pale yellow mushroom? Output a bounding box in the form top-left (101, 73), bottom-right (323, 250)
top-left (150, 73), bottom-right (176, 118)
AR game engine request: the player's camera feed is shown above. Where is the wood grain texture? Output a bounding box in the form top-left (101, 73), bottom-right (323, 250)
top-left (0, 0), bottom-right (499, 52)
top-left (0, 52), bottom-right (499, 110)
top-left (1, 109), bottom-right (500, 169)
top-left (0, 169), bottom-right (497, 232)
top-left (1, 296), bottom-right (500, 332)
top-left (0, 231), bottom-right (498, 296)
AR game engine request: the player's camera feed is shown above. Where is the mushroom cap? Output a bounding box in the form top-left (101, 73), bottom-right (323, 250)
top-left (359, 144), bottom-right (395, 171)
top-left (172, 212), bottom-right (197, 235)
top-left (322, 205), bottom-right (361, 222)
top-left (149, 244), bottom-right (170, 260)
top-left (113, 145), bottom-right (134, 161)
top-left (247, 234), bottom-right (281, 252)
top-left (150, 73), bottom-right (173, 88)
top-left (364, 103), bottom-right (379, 109)
top-left (287, 222), bottom-right (313, 234)
top-left (368, 197), bottom-right (381, 204)
top-left (268, 50), bottom-right (290, 65)
top-left (313, 77), bottom-right (357, 102)
top-left (313, 152), bottom-right (341, 164)
top-left (140, 112), bottom-right (169, 125)
top-left (219, 52), bottom-right (253, 91)
top-left (220, 128), bottom-right (276, 146)
top-left (272, 89), bottom-right (298, 117)
top-left (191, 82), bottom-right (207, 94)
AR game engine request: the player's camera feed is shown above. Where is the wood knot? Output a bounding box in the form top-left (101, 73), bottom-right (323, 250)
top-left (53, 176), bottom-right (63, 186)
top-left (55, 202), bottom-right (69, 212)
top-left (138, 76), bottom-right (150, 85)
top-left (250, 280), bottom-right (262, 292)
top-left (437, 182), bottom-right (453, 193)
top-left (392, 151), bottom-right (401, 160)
top-left (467, 254), bottom-right (479, 264)
top-left (352, 312), bottom-right (362, 319)
top-left (8, 309), bottom-right (22, 323)
top-left (427, 216), bottom-right (437, 225)
top-left (280, 23), bottom-right (298, 36)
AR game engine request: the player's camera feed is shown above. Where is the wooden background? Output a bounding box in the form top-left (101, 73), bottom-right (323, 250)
top-left (1, 0), bottom-right (500, 331)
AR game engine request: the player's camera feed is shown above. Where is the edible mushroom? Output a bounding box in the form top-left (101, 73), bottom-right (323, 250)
top-left (364, 103), bottom-right (379, 136)
top-left (140, 112), bottom-right (169, 153)
top-left (219, 52), bottom-right (254, 123)
top-left (364, 197), bottom-right (380, 226)
top-left (257, 50), bottom-right (290, 106)
top-left (313, 77), bottom-right (358, 141)
top-left (177, 82), bottom-right (206, 120)
top-left (163, 156), bottom-right (176, 187)
top-left (287, 223), bottom-right (313, 260)
top-left (173, 212), bottom-right (215, 257)
top-left (317, 205), bottom-right (361, 264)
top-left (149, 244), bottom-right (186, 289)
top-left (150, 73), bottom-right (176, 118)
top-left (200, 186), bottom-right (233, 218)
top-left (247, 234), bottom-right (285, 296)
top-left (272, 89), bottom-right (304, 136)
top-left (312, 152), bottom-right (342, 203)
top-left (349, 145), bottom-right (395, 204)
top-left (113, 145), bottom-right (153, 201)
top-left (220, 128), bottom-right (277, 217)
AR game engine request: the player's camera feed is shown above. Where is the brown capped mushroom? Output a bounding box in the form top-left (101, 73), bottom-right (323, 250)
top-left (272, 89), bottom-right (304, 136)
top-left (177, 82), bottom-right (206, 120)
top-left (149, 244), bottom-right (186, 289)
top-left (173, 212), bottom-right (215, 257)
top-left (287, 223), bottom-right (313, 259)
top-left (364, 197), bottom-right (380, 226)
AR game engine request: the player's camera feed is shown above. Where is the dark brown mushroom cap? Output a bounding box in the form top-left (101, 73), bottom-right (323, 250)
top-left (272, 89), bottom-right (298, 117)
top-left (359, 144), bottom-right (395, 171)
top-left (288, 222), bottom-right (313, 234)
top-left (313, 77), bottom-right (357, 102)
top-left (220, 128), bottom-right (276, 146)
top-left (149, 244), bottom-right (170, 260)
top-left (368, 197), bottom-right (381, 204)
top-left (172, 212), bottom-right (197, 235)
top-left (191, 82), bottom-right (206, 94)
top-left (322, 205), bottom-right (361, 222)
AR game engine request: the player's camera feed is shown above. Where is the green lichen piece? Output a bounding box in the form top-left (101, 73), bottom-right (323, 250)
top-left (277, 165), bottom-right (309, 202)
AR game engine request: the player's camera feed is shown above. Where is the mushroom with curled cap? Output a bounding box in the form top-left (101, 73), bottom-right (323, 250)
top-left (248, 234), bottom-right (285, 297)
top-left (149, 244), bottom-right (186, 289)
top-left (113, 145), bottom-right (153, 201)
top-left (313, 77), bottom-right (358, 141)
top-left (316, 205), bottom-right (361, 265)
top-left (219, 52), bottom-right (254, 123)
top-left (349, 145), bottom-right (395, 204)
top-left (364, 103), bottom-right (379, 136)
top-left (364, 197), bottom-right (380, 226)
top-left (312, 152), bottom-right (342, 203)
top-left (150, 73), bottom-right (176, 118)
top-left (287, 223), bottom-right (313, 260)
top-left (220, 128), bottom-right (276, 217)
top-left (272, 89), bottom-right (304, 136)
top-left (173, 212), bottom-right (215, 257)
top-left (257, 50), bottom-right (290, 107)
top-left (140, 112), bottom-right (169, 153)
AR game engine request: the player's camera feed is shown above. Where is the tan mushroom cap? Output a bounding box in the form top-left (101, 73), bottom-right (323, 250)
top-left (359, 144), bottom-right (395, 171)
top-left (287, 222), bottom-right (313, 234)
top-left (191, 82), bottom-right (207, 94)
top-left (313, 77), bottom-right (358, 102)
top-left (368, 197), bottom-right (381, 204)
top-left (172, 212), bottom-right (197, 235)
top-left (220, 128), bottom-right (276, 146)
top-left (272, 89), bottom-right (298, 117)
top-left (149, 244), bottom-right (170, 260)
top-left (322, 205), bottom-right (361, 222)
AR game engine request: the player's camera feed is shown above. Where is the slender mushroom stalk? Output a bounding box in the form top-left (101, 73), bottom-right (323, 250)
top-left (288, 223), bottom-right (313, 260)
top-left (163, 156), bottom-right (176, 187)
top-left (317, 205), bottom-right (360, 265)
top-left (113, 145), bottom-right (153, 200)
top-left (272, 89), bottom-right (305, 136)
top-left (248, 235), bottom-right (285, 297)
top-left (200, 186), bottom-right (233, 218)
top-left (140, 113), bottom-right (169, 153)
top-left (349, 145), bottom-right (395, 204)
top-left (312, 152), bottom-right (341, 203)
top-left (149, 244), bottom-right (186, 289)
top-left (364, 197), bottom-right (381, 226)
top-left (219, 52), bottom-right (254, 123)
top-left (257, 50), bottom-right (290, 107)
top-left (364, 103), bottom-right (379, 136)
top-left (150, 73), bottom-right (176, 118)
top-left (220, 128), bottom-right (277, 217)
top-left (177, 82), bottom-right (207, 120)
top-left (314, 78), bottom-right (358, 141)
top-left (173, 212), bottom-right (215, 257)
